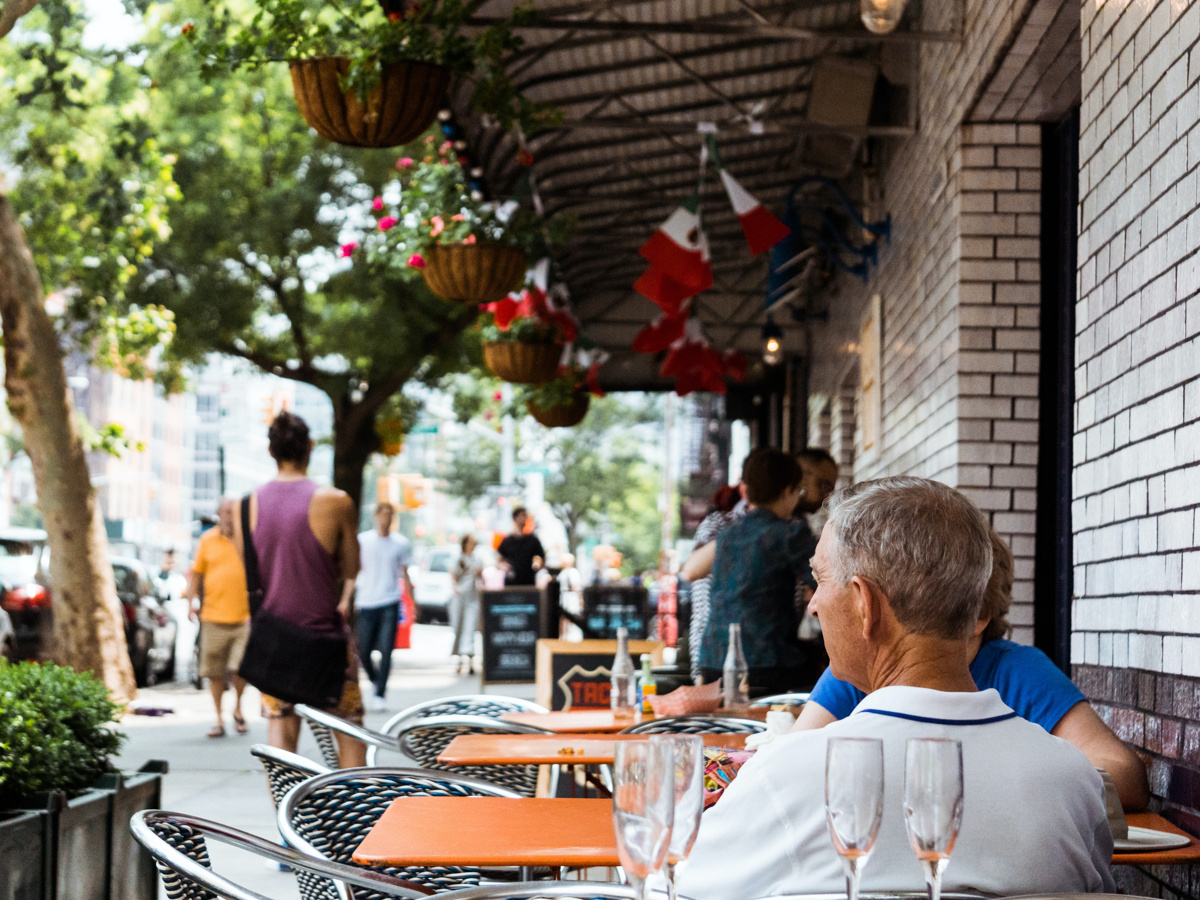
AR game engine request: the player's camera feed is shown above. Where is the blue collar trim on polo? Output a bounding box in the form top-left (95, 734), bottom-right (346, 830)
top-left (856, 708), bottom-right (1019, 726)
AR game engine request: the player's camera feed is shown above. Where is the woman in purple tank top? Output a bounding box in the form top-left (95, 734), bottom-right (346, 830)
top-left (236, 412), bottom-right (367, 767)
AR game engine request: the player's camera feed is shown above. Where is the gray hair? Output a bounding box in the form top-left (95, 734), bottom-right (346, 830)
top-left (825, 477), bottom-right (993, 640)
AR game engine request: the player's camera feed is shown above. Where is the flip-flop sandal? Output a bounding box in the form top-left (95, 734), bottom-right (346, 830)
top-left (207, 725), bottom-right (226, 738)
top-left (233, 714), bottom-right (248, 735)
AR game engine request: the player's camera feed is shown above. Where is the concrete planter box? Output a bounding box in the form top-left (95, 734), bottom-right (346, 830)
top-left (0, 760), bottom-right (166, 900)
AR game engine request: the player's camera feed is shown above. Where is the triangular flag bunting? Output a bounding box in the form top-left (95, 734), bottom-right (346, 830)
top-left (633, 266), bottom-right (697, 315)
top-left (632, 309), bottom-right (689, 354)
top-left (639, 195), bottom-right (714, 294)
top-left (718, 169), bottom-right (791, 255)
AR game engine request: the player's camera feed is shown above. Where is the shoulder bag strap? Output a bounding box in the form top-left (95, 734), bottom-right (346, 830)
top-left (241, 493), bottom-right (264, 617)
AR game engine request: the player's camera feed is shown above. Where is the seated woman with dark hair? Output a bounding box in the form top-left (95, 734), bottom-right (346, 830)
top-left (793, 527), bottom-right (1150, 809)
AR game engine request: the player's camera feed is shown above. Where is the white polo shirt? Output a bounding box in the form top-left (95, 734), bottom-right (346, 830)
top-left (677, 687), bottom-right (1115, 900)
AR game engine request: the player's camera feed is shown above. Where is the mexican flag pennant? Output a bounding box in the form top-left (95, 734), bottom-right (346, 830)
top-left (719, 168), bottom-right (790, 255)
top-left (639, 195), bottom-right (714, 294)
top-left (632, 309), bottom-right (689, 354)
top-left (633, 265), bottom-right (696, 315)
top-left (704, 133), bottom-right (790, 255)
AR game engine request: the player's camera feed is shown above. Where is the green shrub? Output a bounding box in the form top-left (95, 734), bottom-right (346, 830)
top-left (0, 662), bottom-right (125, 808)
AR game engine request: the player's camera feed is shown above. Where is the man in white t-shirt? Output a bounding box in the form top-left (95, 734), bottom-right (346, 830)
top-left (678, 477), bottom-right (1115, 900)
top-left (355, 503), bottom-right (412, 711)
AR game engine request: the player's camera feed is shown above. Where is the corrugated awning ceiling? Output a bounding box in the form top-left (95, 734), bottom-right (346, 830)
top-left (458, 0), bottom-right (932, 387)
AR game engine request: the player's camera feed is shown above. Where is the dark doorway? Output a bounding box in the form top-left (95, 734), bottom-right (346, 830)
top-left (1035, 109), bottom-right (1079, 672)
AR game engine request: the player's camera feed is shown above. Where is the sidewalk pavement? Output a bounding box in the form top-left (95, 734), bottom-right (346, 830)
top-left (115, 624), bottom-right (535, 899)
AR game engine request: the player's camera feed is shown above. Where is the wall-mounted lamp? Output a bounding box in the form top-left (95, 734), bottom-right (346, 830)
top-left (762, 315), bottom-right (784, 366)
top-left (861, 0), bottom-right (906, 34)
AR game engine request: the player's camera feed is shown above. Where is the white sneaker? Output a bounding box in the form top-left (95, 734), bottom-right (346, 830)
top-left (368, 694), bottom-right (388, 712)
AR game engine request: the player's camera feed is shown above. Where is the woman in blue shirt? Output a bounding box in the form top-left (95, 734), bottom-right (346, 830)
top-left (795, 528), bottom-right (1149, 810)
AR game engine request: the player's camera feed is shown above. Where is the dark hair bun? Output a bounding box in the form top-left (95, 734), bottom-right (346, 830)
top-left (268, 411), bottom-right (311, 464)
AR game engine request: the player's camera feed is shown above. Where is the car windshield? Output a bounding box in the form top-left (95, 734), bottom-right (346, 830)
top-left (427, 553), bottom-right (452, 573)
top-left (112, 565), bottom-right (139, 596)
top-left (0, 540), bottom-right (42, 581)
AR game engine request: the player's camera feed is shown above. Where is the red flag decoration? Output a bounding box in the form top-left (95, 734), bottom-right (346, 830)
top-left (639, 195), bottom-right (714, 295)
top-left (632, 309), bottom-right (689, 354)
top-left (633, 266), bottom-right (696, 315)
top-left (717, 167), bottom-right (790, 255)
top-left (586, 360), bottom-right (605, 397)
top-left (485, 296), bottom-right (520, 329)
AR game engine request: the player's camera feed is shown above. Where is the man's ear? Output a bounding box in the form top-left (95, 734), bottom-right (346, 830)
top-left (850, 575), bottom-right (881, 640)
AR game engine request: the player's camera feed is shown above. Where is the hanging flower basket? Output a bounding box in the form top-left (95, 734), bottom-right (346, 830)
top-left (528, 392), bottom-right (590, 428)
top-left (483, 341), bottom-right (562, 385)
top-left (423, 244), bottom-right (527, 304)
top-left (289, 57), bottom-right (449, 149)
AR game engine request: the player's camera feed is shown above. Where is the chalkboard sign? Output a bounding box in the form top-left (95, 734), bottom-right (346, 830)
top-left (535, 639), bottom-right (664, 710)
top-left (481, 588), bottom-right (541, 684)
top-left (582, 586), bottom-right (650, 639)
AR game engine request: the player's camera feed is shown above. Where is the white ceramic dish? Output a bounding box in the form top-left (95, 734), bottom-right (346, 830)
top-left (1112, 825), bottom-right (1191, 852)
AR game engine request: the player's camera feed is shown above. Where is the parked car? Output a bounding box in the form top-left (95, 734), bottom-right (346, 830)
top-left (409, 546), bottom-right (456, 624)
top-left (2, 537), bottom-right (179, 686)
top-left (111, 556), bottom-right (178, 687)
top-left (0, 527), bottom-right (51, 661)
top-left (0, 607), bottom-right (16, 661)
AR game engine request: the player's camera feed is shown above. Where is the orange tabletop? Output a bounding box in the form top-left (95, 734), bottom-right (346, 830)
top-left (438, 732), bottom-right (749, 766)
top-left (353, 797), bottom-right (618, 868)
top-left (501, 707), bottom-right (769, 733)
top-left (1114, 812), bottom-right (1200, 866)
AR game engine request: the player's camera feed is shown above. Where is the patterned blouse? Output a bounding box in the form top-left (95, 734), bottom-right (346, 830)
top-left (699, 508), bottom-right (817, 671)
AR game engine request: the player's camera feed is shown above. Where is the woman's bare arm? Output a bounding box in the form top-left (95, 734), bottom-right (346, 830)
top-left (1052, 700), bottom-right (1149, 810)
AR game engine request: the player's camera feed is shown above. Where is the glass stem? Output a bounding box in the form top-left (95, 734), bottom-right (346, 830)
top-left (629, 873), bottom-right (647, 900)
top-left (839, 856), bottom-right (862, 900)
top-left (665, 861), bottom-right (678, 900)
top-left (921, 860), bottom-right (942, 900)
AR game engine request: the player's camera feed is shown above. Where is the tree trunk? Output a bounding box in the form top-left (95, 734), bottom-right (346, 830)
top-left (332, 399), bottom-right (380, 511)
top-left (0, 194), bottom-right (136, 701)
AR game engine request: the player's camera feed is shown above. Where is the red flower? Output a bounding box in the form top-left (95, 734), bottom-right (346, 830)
top-left (547, 310), bottom-right (577, 343)
top-left (378, 216), bottom-right (398, 231)
top-left (463, 234), bottom-right (477, 244)
top-left (451, 214), bottom-right (465, 221)
top-left (492, 390), bottom-right (503, 401)
top-left (339, 242), bottom-right (357, 258)
top-left (386, 11), bottom-right (403, 20)
top-left (486, 297), bottom-right (520, 330)
top-left (516, 148), bottom-right (534, 167)
top-left (372, 196), bottom-right (383, 211)
top-left (407, 253), bottom-right (426, 269)
top-left (180, 22), bottom-right (195, 36)
top-left (396, 157), bottom-right (414, 168)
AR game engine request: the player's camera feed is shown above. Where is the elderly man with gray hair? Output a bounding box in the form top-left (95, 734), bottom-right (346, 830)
top-left (678, 477), bottom-right (1114, 900)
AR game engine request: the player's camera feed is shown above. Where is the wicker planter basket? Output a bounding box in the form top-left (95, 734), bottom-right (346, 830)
top-left (528, 393), bottom-right (590, 428)
top-left (289, 57), bottom-right (449, 149)
top-left (483, 341), bottom-right (562, 385)
top-left (423, 244), bottom-right (527, 304)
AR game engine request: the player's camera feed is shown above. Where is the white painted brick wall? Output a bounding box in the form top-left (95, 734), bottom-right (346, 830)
top-left (1076, 0), bottom-right (1200, 671)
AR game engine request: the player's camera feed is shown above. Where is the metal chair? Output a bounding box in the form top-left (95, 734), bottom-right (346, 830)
top-left (379, 695), bottom-right (548, 737)
top-left (392, 714), bottom-right (552, 797)
top-left (296, 705), bottom-right (408, 767)
top-left (292, 705), bottom-right (352, 769)
top-left (619, 715), bottom-right (767, 735)
top-left (750, 692), bottom-right (810, 707)
top-left (251, 743), bottom-right (331, 808)
top-left (277, 767), bottom-right (521, 895)
top-left (130, 809), bottom-right (433, 900)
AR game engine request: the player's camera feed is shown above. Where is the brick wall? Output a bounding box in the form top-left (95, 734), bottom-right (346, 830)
top-left (1076, 0), bottom-right (1200, 884)
top-left (955, 124), bottom-right (1043, 643)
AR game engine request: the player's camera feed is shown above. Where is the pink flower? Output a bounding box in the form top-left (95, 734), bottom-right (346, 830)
top-left (339, 242), bottom-right (357, 258)
top-left (430, 215), bottom-right (445, 237)
top-left (378, 216), bottom-right (398, 231)
top-left (440, 141), bottom-right (453, 153)
top-left (463, 234), bottom-right (477, 245)
top-left (451, 214), bottom-right (465, 221)
top-left (407, 253), bottom-right (426, 269)
top-left (372, 196), bottom-right (383, 211)
top-left (492, 390), bottom-right (503, 401)
top-left (424, 134), bottom-right (436, 144)
top-left (396, 157), bottom-right (414, 168)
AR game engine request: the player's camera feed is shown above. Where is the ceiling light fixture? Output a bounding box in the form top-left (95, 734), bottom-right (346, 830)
top-left (861, 0), bottom-right (906, 34)
top-left (762, 315), bottom-right (784, 366)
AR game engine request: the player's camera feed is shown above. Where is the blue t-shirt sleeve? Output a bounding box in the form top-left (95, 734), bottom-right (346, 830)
top-left (807, 666), bottom-right (866, 719)
top-left (972, 640), bottom-right (1085, 733)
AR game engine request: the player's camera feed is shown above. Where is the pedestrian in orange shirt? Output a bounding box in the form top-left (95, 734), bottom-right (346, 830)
top-left (187, 497), bottom-right (251, 738)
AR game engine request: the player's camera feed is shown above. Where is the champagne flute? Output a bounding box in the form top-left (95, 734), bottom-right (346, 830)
top-left (613, 740), bottom-right (675, 900)
top-left (903, 738), bottom-right (964, 900)
top-left (825, 737), bottom-right (884, 900)
top-left (651, 735), bottom-right (704, 900)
